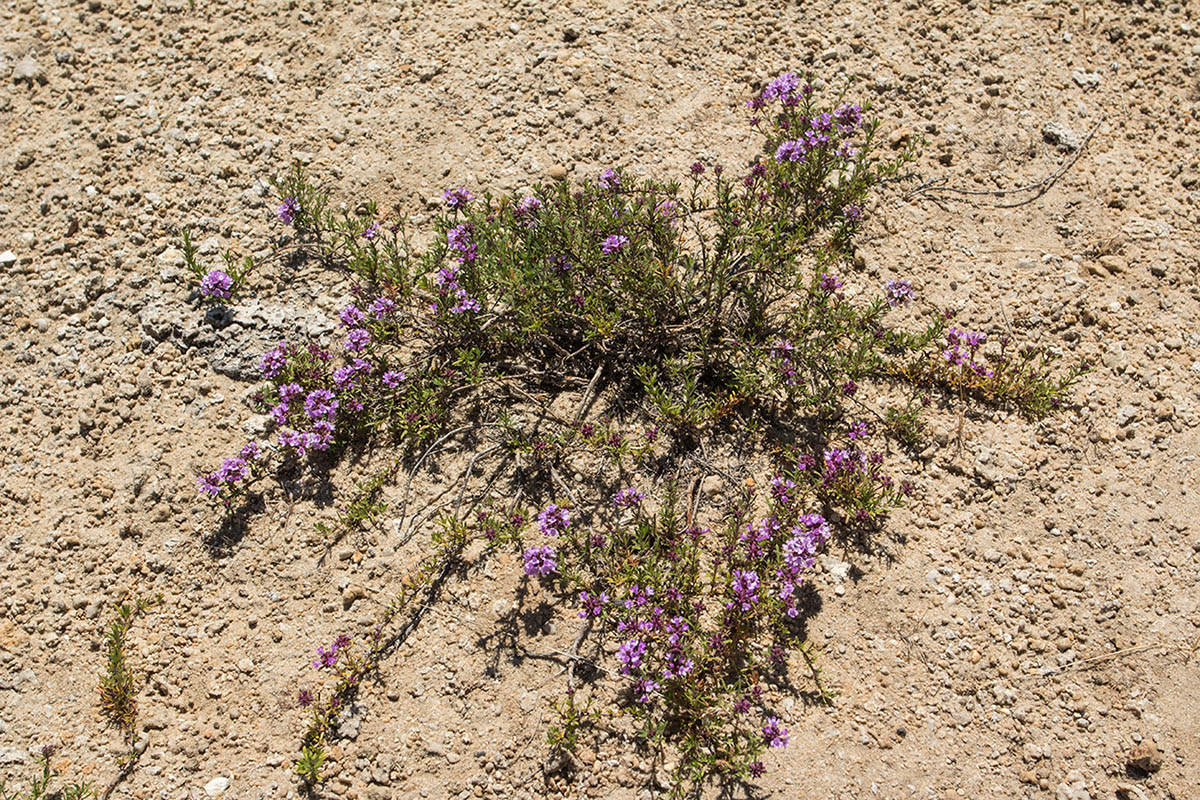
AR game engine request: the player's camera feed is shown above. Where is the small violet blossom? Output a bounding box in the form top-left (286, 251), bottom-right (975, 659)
top-left (523, 545), bottom-right (557, 578)
top-left (612, 486), bottom-right (644, 508)
top-left (763, 717), bottom-right (789, 748)
top-left (884, 279), bottom-right (915, 307)
top-left (443, 186), bottom-right (473, 209)
top-left (537, 504), bottom-right (570, 536)
top-left (277, 197), bottom-right (299, 224)
top-left (601, 234), bottom-right (628, 255)
top-left (199, 270), bottom-right (233, 300)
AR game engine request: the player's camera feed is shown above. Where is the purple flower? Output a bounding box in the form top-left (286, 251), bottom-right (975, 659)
top-left (578, 590), bottom-right (609, 619)
top-left (819, 273), bottom-right (842, 293)
top-left (632, 677), bottom-right (659, 703)
top-left (304, 389), bottom-right (338, 420)
top-left (770, 475), bottom-right (796, 505)
top-left (762, 717), bottom-right (789, 748)
top-left (515, 195), bottom-right (542, 218)
top-left (277, 197), bottom-right (299, 225)
top-left (450, 290), bottom-right (481, 314)
top-left (761, 72), bottom-right (800, 102)
top-left (612, 486), bottom-right (645, 508)
top-left (615, 639), bottom-right (647, 674)
top-left (332, 634), bottom-right (351, 651)
top-left (663, 653), bottom-right (695, 680)
top-left (842, 204), bottom-right (863, 223)
top-left (522, 545), bottom-right (557, 577)
top-left (655, 198), bottom-right (678, 219)
top-left (297, 688), bottom-right (313, 707)
top-left (199, 270), bottom-right (233, 300)
top-left (775, 139), bottom-right (808, 163)
top-left (443, 186), bottom-right (473, 209)
top-left (369, 296), bottom-right (396, 319)
top-left (362, 222), bottom-right (381, 241)
top-left (269, 401), bottom-right (290, 425)
top-left (834, 102), bottom-right (863, 129)
top-left (312, 646), bottom-right (339, 670)
top-left (197, 473), bottom-right (220, 496)
top-left (549, 254), bottom-right (570, 274)
top-left (690, 161), bottom-right (705, 175)
top-left (278, 382), bottom-right (303, 404)
top-left (601, 234), bottom-right (629, 255)
top-left (339, 305), bottom-right (365, 328)
top-left (884, 279), bottom-right (915, 307)
top-left (382, 370), bottom-right (406, 388)
top-left (623, 584), bottom-right (654, 609)
top-left (446, 223), bottom-right (473, 253)
top-left (848, 420), bottom-right (869, 440)
top-left (332, 366), bottom-right (357, 390)
top-left (749, 762), bottom-right (765, 778)
top-left (240, 441), bottom-right (261, 461)
top-left (216, 456), bottom-right (249, 483)
top-left (599, 168), bottom-right (621, 190)
top-left (345, 327), bottom-right (370, 352)
top-left (729, 570), bottom-right (760, 611)
top-left (537, 504), bottom-right (570, 536)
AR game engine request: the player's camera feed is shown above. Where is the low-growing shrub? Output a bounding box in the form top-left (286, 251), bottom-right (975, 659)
top-left (183, 72), bottom-right (1081, 794)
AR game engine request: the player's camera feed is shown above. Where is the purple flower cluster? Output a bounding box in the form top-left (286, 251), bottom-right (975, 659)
top-left (773, 100), bottom-right (864, 165)
top-left (599, 168), bottom-right (621, 190)
top-left (612, 486), bottom-right (644, 508)
top-left (578, 590), bottom-right (609, 619)
top-left (381, 370), bottom-right (406, 388)
top-left (258, 341), bottom-right (291, 379)
top-left (823, 447), bottom-right (867, 482)
top-left (199, 269), bottom-right (233, 300)
top-left (515, 195), bottom-right (542, 225)
top-left (772, 339), bottom-right (800, 386)
top-left (344, 327), bottom-right (371, 352)
top-left (776, 513), bottom-right (830, 616)
top-left (311, 634), bottom-right (351, 670)
top-left (762, 717), bottom-right (789, 748)
top-left (197, 443), bottom-right (261, 497)
top-left (884, 278), bottom-right (915, 307)
top-left (819, 272), bottom-right (842, 293)
top-left (728, 569), bottom-right (761, 611)
top-left (770, 475), bottom-right (796, 505)
top-left (537, 503), bottom-right (570, 536)
top-left (277, 197), bottom-right (299, 225)
top-left (362, 222), bottom-right (381, 241)
top-left (440, 224), bottom-right (482, 313)
top-left (443, 186), bottom-right (473, 209)
top-left (616, 638), bottom-right (647, 674)
top-left (523, 544), bottom-right (557, 577)
top-left (943, 328), bottom-right (993, 377)
top-left (601, 234), bottom-right (628, 255)
top-left (759, 72), bottom-right (802, 105)
top-left (369, 296), bottom-right (396, 319)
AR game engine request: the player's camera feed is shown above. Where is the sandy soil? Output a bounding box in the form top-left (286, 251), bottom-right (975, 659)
top-left (1, 1), bottom-right (1198, 799)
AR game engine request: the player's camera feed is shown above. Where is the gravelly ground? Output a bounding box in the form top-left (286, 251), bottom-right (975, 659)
top-left (1, 1), bottom-right (1198, 799)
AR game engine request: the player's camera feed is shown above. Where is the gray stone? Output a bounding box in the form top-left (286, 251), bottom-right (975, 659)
top-left (1071, 70), bottom-right (1101, 89)
top-left (12, 55), bottom-right (45, 85)
top-left (1042, 122), bottom-right (1080, 152)
top-left (204, 776), bottom-right (230, 797)
top-left (0, 747), bottom-right (28, 765)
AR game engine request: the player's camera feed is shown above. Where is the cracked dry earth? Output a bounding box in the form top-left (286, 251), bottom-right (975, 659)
top-left (1, 0), bottom-right (1199, 799)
